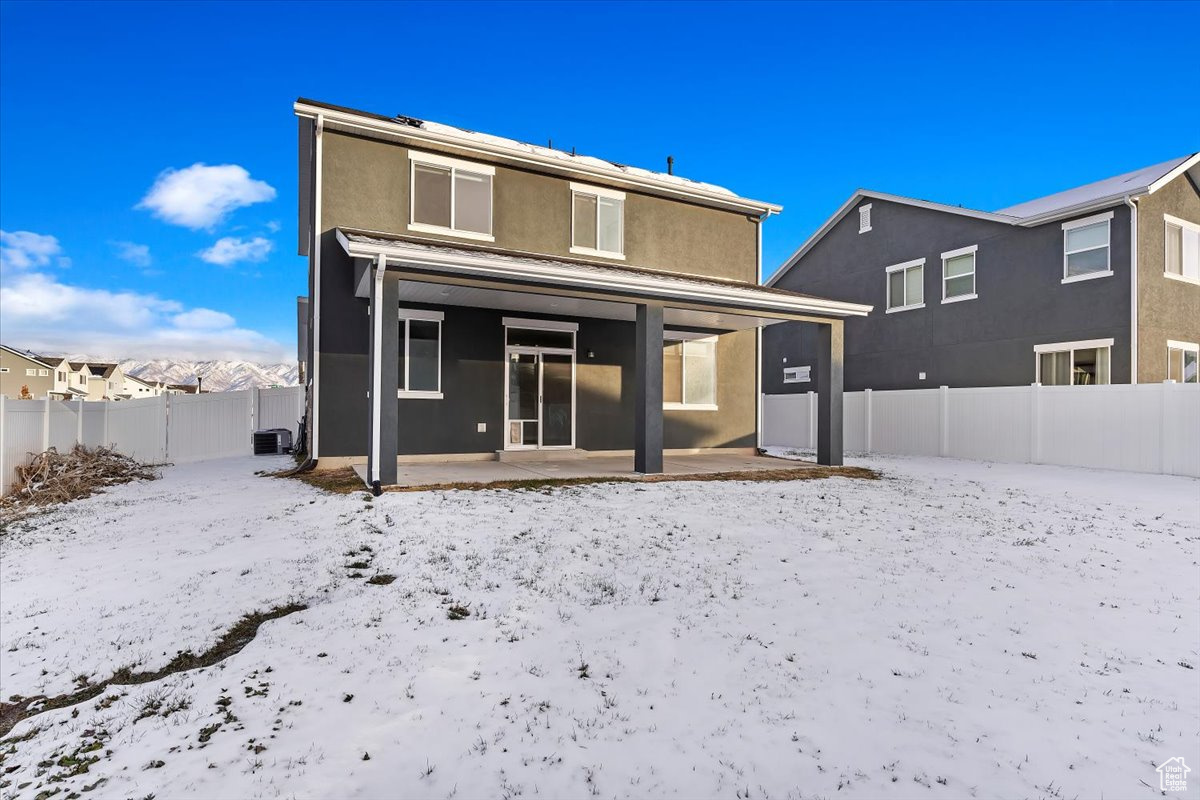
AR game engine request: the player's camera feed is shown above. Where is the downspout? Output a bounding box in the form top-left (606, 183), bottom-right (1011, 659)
top-left (1125, 194), bottom-right (1138, 384)
top-left (754, 209), bottom-right (774, 452)
top-left (369, 255), bottom-right (385, 495)
top-left (311, 114), bottom-right (325, 459)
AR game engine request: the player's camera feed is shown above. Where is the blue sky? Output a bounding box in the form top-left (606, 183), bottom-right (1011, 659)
top-left (1, 0), bottom-right (1197, 362)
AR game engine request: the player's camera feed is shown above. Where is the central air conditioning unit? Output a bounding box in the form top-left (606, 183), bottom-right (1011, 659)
top-left (253, 428), bottom-right (293, 455)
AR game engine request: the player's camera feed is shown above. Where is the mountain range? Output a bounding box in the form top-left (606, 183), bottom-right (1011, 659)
top-left (117, 359), bottom-right (300, 392)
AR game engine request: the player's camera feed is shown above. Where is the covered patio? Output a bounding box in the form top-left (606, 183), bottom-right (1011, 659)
top-left (338, 229), bottom-right (872, 493)
top-left (351, 451), bottom-right (820, 489)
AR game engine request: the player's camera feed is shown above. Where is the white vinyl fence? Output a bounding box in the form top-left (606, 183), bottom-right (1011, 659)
top-left (762, 383), bottom-right (1200, 478)
top-left (0, 386), bottom-right (304, 495)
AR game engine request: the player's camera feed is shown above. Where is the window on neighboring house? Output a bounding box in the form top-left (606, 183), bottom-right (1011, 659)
top-left (570, 183), bottom-right (624, 258)
top-left (38, 369), bottom-right (49, 376)
top-left (78, 374), bottom-right (86, 385)
top-left (1167, 341), bottom-right (1199, 383)
top-left (25, 368), bottom-right (36, 376)
top-left (1062, 212), bottom-right (1112, 281)
top-left (941, 245), bottom-right (978, 302)
top-left (663, 333), bottom-right (717, 409)
top-left (1035, 339), bottom-right (1113, 385)
top-left (886, 258), bottom-right (925, 312)
top-left (58, 371), bottom-right (65, 382)
top-left (409, 153), bottom-right (494, 240)
top-left (398, 309), bottom-right (444, 398)
top-left (1165, 215), bottom-right (1200, 283)
top-left (0, 368), bottom-right (8, 373)
top-left (859, 204), bottom-right (872, 233)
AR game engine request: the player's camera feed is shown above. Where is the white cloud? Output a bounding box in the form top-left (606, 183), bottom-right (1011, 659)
top-left (137, 163), bottom-right (276, 230)
top-left (111, 240), bottom-right (152, 267)
top-left (1, 230), bottom-right (69, 271)
top-left (265, 220), bottom-right (281, 233)
top-left (198, 236), bottom-right (274, 265)
top-left (0, 233), bottom-right (291, 362)
top-left (173, 308), bottom-right (236, 330)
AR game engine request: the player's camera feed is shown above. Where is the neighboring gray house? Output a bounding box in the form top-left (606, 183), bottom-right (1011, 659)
top-left (293, 98), bottom-right (871, 489)
top-left (763, 154), bottom-right (1200, 394)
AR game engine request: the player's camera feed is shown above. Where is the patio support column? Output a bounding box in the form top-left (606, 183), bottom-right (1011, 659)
top-left (816, 320), bottom-right (844, 466)
top-left (367, 257), bottom-right (399, 493)
top-left (634, 302), bottom-right (664, 474)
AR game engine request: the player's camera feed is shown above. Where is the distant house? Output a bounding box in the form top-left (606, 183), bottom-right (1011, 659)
top-left (81, 363), bottom-right (127, 401)
top-left (0, 345), bottom-right (55, 399)
top-left (38, 356), bottom-right (90, 401)
top-left (764, 154), bottom-right (1200, 393)
top-left (164, 383), bottom-right (201, 395)
top-left (123, 373), bottom-right (165, 398)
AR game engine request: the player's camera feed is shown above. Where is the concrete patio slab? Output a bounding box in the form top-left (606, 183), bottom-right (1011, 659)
top-left (352, 452), bottom-right (814, 489)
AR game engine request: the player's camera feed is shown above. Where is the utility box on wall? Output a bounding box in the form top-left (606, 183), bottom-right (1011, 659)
top-left (783, 366), bottom-right (811, 384)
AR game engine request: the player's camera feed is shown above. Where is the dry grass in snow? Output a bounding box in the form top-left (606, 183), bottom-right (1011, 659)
top-left (0, 455), bottom-right (1196, 799)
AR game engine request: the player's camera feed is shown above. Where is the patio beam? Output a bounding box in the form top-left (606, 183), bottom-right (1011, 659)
top-left (634, 302), bottom-right (664, 474)
top-left (816, 320), bottom-right (844, 466)
top-left (367, 260), bottom-right (399, 492)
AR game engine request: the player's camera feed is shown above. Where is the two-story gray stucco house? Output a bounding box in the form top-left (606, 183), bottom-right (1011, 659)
top-left (763, 154), bottom-right (1200, 395)
top-left (293, 99), bottom-right (870, 491)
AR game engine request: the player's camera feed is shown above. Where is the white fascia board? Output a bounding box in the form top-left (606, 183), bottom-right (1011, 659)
top-left (1017, 198), bottom-right (1131, 228)
top-left (765, 190), bottom-right (1016, 287)
top-left (338, 233), bottom-right (874, 318)
top-left (1148, 152), bottom-right (1200, 194)
top-left (503, 317), bottom-right (579, 332)
top-left (295, 102), bottom-right (780, 216)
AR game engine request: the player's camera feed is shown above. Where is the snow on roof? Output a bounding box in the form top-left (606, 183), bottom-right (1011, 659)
top-left (417, 120), bottom-right (738, 198)
top-left (996, 155), bottom-right (1195, 219)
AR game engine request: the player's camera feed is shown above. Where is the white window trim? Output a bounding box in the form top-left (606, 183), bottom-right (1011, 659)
top-left (408, 152), bottom-right (495, 243)
top-left (1061, 211), bottom-right (1113, 283)
top-left (941, 245), bottom-right (978, 303)
top-left (859, 204), bottom-right (872, 234)
top-left (570, 182), bottom-right (626, 260)
top-left (1167, 340), bottom-right (1200, 384)
top-left (397, 308), bottom-right (444, 399)
top-left (663, 332), bottom-right (718, 410)
top-left (502, 317), bottom-right (578, 332)
top-left (1034, 338), bottom-right (1114, 385)
top-left (885, 258), bottom-right (925, 313)
top-left (1164, 214), bottom-right (1200, 285)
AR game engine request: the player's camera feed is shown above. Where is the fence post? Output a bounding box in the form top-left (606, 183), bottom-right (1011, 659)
top-left (75, 398), bottom-right (84, 447)
top-left (863, 388), bottom-right (873, 454)
top-left (161, 393), bottom-right (170, 461)
top-left (250, 389), bottom-right (259, 456)
top-left (0, 394), bottom-right (6, 495)
top-left (938, 385), bottom-right (950, 457)
top-left (102, 400), bottom-right (110, 448)
top-left (1029, 382), bottom-right (1041, 464)
top-left (807, 390), bottom-right (817, 450)
top-left (42, 395), bottom-right (51, 452)
top-left (1160, 380), bottom-right (1174, 475)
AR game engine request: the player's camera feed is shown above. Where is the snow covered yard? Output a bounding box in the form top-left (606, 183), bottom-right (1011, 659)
top-left (1, 455), bottom-right (1197, 800)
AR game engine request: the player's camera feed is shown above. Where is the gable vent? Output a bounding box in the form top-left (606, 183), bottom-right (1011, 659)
top-left (859, 204), bottom-right (872, 233)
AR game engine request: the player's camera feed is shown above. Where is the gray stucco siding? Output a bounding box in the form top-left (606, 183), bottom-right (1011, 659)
top-left (764, 198), bottom-right (1132, 393)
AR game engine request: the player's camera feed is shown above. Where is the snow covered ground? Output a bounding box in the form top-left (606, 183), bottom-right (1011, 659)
top-left (1, 455), bottom-right (1197, 799)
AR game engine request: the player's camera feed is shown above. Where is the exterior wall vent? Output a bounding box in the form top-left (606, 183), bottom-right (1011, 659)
top-left (859, 204), bottom-right (872, 233)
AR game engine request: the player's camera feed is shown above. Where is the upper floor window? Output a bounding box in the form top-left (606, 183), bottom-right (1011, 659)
top-left (885, 258), bottom-right (925, 313)
top-left (409, 152), bottom-right (494, 242)
top-left (570, 183), bottom-right (624, 259)
top-left (1167, 340), bottom-right (1199, 383)
top-left (941, 245), bottom-right (978, 303)
top-left (1035, 338), bottom-right (1112, 385)
top-left (25, 368), bottom-right (36, 376)
top-left (57, 371), bottom-right (66, 382)
top-left (1062, 212), bottom-right (1112, 283)
top-left (1164, 214), bottom-right (1200, 284)
top-left (859, 204), bottom-right (872, 233)
top-left (663, 332), bottom-right (716, 410)
top-left (398, 308), bottom-right (444, 399)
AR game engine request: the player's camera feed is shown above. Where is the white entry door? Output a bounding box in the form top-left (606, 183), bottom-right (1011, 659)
top-left (504, 346), bottom-right (575, 450)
